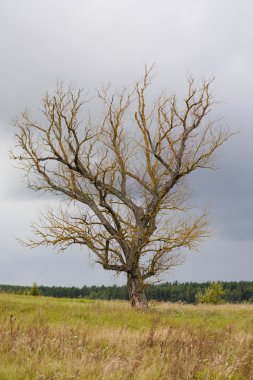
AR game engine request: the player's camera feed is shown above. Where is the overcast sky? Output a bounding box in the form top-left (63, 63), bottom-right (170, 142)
top-left (0, 0), bottom-right (253, 287)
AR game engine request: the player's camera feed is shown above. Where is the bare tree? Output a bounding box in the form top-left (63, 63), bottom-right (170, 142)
top-left (11, 67), bottom-right (231, 308)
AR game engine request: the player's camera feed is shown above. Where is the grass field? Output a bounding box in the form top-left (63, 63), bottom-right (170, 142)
top-left (0, 294), bottom-right (252, 379)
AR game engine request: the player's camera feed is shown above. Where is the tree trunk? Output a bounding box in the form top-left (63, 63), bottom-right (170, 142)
top-left (127, 272), bottom-right (147, 309)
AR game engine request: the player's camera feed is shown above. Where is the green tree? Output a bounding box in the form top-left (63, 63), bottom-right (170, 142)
top-left (30, 282), bottom-right (41, 296)
top-left (196, 282), bottom-right (225, 304)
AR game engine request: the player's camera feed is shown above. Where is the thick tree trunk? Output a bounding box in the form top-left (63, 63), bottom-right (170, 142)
top-left (127, 272), bottom-right (147, 309)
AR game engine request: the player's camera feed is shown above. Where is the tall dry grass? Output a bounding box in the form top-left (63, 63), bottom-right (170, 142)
top-left (0, 294), bottom-right (252, 379)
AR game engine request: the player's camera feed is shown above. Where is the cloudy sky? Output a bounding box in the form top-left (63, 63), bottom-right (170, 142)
top-left (0, 0), bottom-right (253, 287)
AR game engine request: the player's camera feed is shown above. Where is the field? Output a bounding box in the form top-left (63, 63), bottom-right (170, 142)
top-left (0, 294), bottom-right (252, 379)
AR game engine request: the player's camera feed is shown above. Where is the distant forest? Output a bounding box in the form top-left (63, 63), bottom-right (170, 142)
top-left (1, 282), bottom-right (253, 303)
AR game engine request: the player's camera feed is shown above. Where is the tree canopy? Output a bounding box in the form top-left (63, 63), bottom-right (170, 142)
top-left (12, 67), bottom-right (231, 307)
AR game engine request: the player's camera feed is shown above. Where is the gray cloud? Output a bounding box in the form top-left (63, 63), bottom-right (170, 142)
top-left (1, 0), bottom-right (253, 286)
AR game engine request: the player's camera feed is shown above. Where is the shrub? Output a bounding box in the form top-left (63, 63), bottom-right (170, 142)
top-left (30, 282), bottom-right (41, 296)
top-left (196, 283), bottom-right (225, 304)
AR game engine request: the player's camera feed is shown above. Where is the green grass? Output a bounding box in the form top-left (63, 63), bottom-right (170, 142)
top-left (0, 293), bottom-right (252, 379)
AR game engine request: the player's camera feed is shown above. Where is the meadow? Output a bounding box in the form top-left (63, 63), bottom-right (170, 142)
top-left (0, 294), bottom-right (252, 380)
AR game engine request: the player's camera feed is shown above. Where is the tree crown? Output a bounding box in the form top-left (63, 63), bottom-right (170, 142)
top-left (12, 67), bottom-right (231, 287)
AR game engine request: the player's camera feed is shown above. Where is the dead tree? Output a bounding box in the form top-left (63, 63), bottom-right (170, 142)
top-left (11, 67), bottom-right (231, 308)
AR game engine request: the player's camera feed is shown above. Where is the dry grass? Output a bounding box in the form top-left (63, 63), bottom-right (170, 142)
top-left (0, 294), bottom-right (252, 379)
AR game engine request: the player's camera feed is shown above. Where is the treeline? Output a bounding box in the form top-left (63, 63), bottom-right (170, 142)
top-left (0, 281), bottom-right (253, 303)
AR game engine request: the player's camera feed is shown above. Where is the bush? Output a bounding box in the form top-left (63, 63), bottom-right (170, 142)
top-left (30, 282), bottom-right (41, 296)
top-left (196, 283), bottom-right (225, 304)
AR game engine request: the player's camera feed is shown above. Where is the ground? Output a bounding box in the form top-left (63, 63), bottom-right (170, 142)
top-left (0, 293), bottom-right (252, 379)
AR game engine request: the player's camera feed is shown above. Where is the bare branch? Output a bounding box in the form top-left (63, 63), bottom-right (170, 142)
top-left (11, 69), bottom-right (231, 308)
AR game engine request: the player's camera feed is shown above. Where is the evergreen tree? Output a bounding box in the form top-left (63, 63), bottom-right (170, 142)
top-left (30, 282), bottom-right (41, 296)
